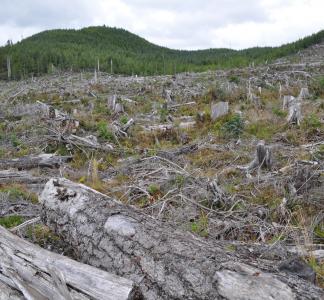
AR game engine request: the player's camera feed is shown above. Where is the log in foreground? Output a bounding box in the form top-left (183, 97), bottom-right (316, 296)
top-left (40, 178), bottom-right (324, 300)
top-left (0, 225), bottom-right (138, 300)
top-left (0, 154), bottom-right (72, 170)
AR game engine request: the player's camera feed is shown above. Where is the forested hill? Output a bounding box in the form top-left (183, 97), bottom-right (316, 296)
top-left (1, 26), bottom-right (324, 79)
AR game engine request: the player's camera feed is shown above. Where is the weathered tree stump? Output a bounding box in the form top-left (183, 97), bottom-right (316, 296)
top-left (40, 178), bottom-right (323, 300)
top-left (248, 140), bottom-right (273, 170)
top-left (287, 102), bottom-right (302, 125)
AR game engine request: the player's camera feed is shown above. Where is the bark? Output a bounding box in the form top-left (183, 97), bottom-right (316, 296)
top-left (0, 226), bottom-right (138, 300)
top-left (40, 178), bottom-right (324, 300)
top-left (0, 154), bottom-right (72, 170)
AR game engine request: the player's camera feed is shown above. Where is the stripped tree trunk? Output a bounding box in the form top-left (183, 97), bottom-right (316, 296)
top-left (40, 178), bottom-right (323, 300)
top-left (0, 226), bottom-right (138, 300)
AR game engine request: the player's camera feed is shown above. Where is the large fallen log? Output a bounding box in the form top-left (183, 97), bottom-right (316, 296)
top-left (40, 178), bottom-right (324, 300)
top-left (0, 225), bottom-right (138, 300)
top-left (0, 154), bottom-right (72, 170)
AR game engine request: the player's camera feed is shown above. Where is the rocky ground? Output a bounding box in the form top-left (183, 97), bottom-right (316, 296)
top-left (0, 44), bottom-right (323, 298)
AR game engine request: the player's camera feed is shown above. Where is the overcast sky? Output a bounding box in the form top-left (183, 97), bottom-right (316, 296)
top-left (0, 0), bottom-right (323, 50)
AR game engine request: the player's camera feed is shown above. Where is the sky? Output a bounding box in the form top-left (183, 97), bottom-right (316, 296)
top-left (0, 0), bottom-right (323, 50)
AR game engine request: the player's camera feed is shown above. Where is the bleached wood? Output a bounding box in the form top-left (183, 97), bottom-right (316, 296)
top-left (0, 154), bottom-right (72, 170)
top-left (211, 102), bottom-right (229, 121)
top-left (0, 226), bottom-right (137, 300)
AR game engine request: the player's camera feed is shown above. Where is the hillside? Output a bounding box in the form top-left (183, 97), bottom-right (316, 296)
top-left (1, 26), bottom-right (324, 79)
top-left (0, 27), bottom-right (324, 298)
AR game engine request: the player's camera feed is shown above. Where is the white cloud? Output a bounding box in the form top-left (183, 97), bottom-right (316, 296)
top-left (0, 0), bottom-right (323, 49)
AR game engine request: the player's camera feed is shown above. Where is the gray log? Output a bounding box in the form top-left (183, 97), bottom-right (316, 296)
top-left (0, 154), bottom-right (72, 170)
top-left (0, 225), bottom-right (137, 300)
top-left (40, 178), bottom-right (324, 300)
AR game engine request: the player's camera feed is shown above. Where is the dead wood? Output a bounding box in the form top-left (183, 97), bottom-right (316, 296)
top-left (0, 225), bottom-right (138, 300)
top-left (142, 121), bottom-right (196, 132)
top-left (247, 140), bottom-right (273, 171)
top-left (0, 170), bottom-right (47, 185)
top-left (0, 154), bottom-right (72, 170)
top-left (40, 178), bottom-right (323, 300)
top-left (287, 102), bottom-right (302, 125)
top-left (211, 101), bottom-right (229, 121)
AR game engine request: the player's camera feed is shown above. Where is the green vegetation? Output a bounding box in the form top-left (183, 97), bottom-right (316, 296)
top-left (0, 185), bottom-right (38, 203)
top-left (2, 26), bottom-right (324, 79)
top-left (245, 121), bottom-right (280, 140)
top-left (272, 108), bottom-right (288, 118)
top-left (310, 76), bottom-right (324, 98)
top-left (26, 224), bottom-right (61, 247)
top-left (0, 215), bottom-right (23, 228)
top-left (97, 120), bottom-right (114, 141)
top-left (190, 213), bottom-right (209, 237)
top-left (221, 114), bottom-right (244, 138)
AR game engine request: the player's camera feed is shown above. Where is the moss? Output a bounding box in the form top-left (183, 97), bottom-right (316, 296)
top-left (0, 215), bottom-right (24, 228)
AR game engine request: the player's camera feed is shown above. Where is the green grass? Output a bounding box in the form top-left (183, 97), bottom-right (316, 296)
top-left (97, 120), bottom-right (114, 141)
top-left (190, 213), bottom-right (209, 237)
top-left (245, 121), bottom-right (280, 140)
top-left (0, 215), bottom-right (24, 228)
top-left (0, 185), bottom-right (38, 204)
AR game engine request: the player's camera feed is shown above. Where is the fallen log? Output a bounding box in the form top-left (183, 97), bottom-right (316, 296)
top-left (0, 154), bottom-right (72, 170)
top-left (0, 225), bottom-right (138, 300)
top-left (142, 121), bottom-right (196, 132)
top-left (48, 134), bottom-right (115, 152)
top-left (40, 178), bottom-right (324, 300)
top-left (0, 170), bottom-right (47, 185)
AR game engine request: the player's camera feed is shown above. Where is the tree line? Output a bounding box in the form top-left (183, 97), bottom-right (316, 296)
top-left (1, 26), bottom-right (324, 80)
